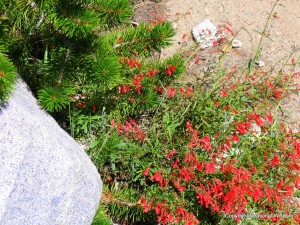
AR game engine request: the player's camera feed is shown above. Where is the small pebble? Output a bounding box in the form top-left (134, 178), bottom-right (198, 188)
top-left (172, 22), bottom-right (178, 30)
top-left (232, 39), bottom-right (242, 48)
top-left (255, 60), bottom-right (265, 68)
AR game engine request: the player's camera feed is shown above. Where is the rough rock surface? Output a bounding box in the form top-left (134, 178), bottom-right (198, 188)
top-left (0, 79), bottom-right (102, 225)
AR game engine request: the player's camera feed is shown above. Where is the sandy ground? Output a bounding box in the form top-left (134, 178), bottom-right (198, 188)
top-left (134, 0), bottom-right (300, 130)
top-left (162, 0), bottom-right (300, 63)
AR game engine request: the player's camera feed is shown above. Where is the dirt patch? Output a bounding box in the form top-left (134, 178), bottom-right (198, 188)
top-left (132, 0), bottom-right (168, 24)
top-left (132, 0), bottom-right (300, 130)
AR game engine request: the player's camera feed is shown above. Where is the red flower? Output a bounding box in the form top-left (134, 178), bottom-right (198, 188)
top-left (128, 58), bottom-right (141, 68)
top-left (235, 121), bottom-right (250, 134)
top-left (132, 74), bottom-right (143, 94)
top-left (154, 86), bottom-right (164, 93)
top-left (204, 162), bottom-right (217, 174)
top-left (248, 114), bottom-right (265, 127)
top-left (294, 176), bottom-right (300, 188)
top-left (224, 105), bottom-right (230, 111)
top-left (185, 88), bottom-right (194, 97)
top-left (167, 87), bottom-right (176, 97)
top-left (139, 196), bottom-right (152, 212)
top-left (92, 104), bottom-right (96, 112)
top-left (111, 119), bottom-right (116, 127)
top-left (128, 59), bottom-right (136, 68)
top-left (179, 167), bottom-right (193, 182)
top-left (166, 65), bottom-right (176, 76)
top-left (76, 103), bottom-right (85, 108)
top-left (270, 156), bottom-right (280, 167)
top-left (212, 99), bottom-right (220, 107)
top-left (148, 69), bottom-right (160, 78)
top-left (143, 166), bottom-right (150, 176)
top-left (166, 149), bottom-right (177, 158)
top-left (186, 121), bottom-right (194, 132)
top-left (265, 112), bottom-right (273, 124)
top-left (173, 158), bottom-right (179, 168)
top-left (292, 57), bottom-right (295, 64)
top-left (275, 90), bottom-right (282, 99)
top-left (189, 130), bottom-right (200, 149)
top-left (173, 180), bottom-right (186, 192)
top-left (220, 87), bottom-right (228, 97)
top-left (119, 84), bottom-right (131, 94)
top-left (200, 136), bottom-right (212, 151)
top-left (150, 170), bottom-right (165, 187)
top-left (230, 135), bottom-right (240, 143)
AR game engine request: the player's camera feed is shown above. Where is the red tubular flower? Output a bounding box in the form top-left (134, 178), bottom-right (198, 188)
top-left (92, 104), bottom-right (96, 112)
top-left (265, 112), bottom-right (273, 124)
top-left (117, 37), bottom-right (122, 43)
top-left (154, 86), bottom-right (164, 93)
top-left (128, 59), bottom-right (135, 68)
top-left (248, 113), bottom-right (265, 127)
top-left (76, 103), bottom-right (85, 108)
top-left (294, 176), bottom-right (300, 188)
top-left (150, 170), bottom-right (164, 186)
top-left (132, 74), bottom-right (143, 94)
top-left (200, 136), bottom-right (212, 151)
top-left (167, 87), bottom-right (176, 97)
top-left (185, 87), bottom-right (194, 97)
top-left (143, 166), bottom-right (150, 176)
top-left (148, 69), bottom-right (160, 78)
top-left (220, 87), bottom-right (229, 97)
top-left (186, 121), bottom-right (194, 132)
top-left (230, 135), bottom-right (239, 143)
top-left (204, 162), bottom-right (217, 174)
top-left (128, 58), bottom-right (141, 68)
top-left (173, 179), bottom-right (186, 192)
top-left (166, 149), bottom-right (177, 158)
top-left (269, 156), bottom-right (280, 167)
top-left (212, 99), bottom-right (220, 107)
top-left (189, 131), bottom-right (200, 149)
top-left (119, 84), bottom-right (131, 94)
top-left (173, 158), bottom-right (179, 168)
top-left (179, 167), bottom-right (193, 182)
top-left (235, 121), bottom-right (251, 134)
top-left (166, 65), bottom-right (176, 76)
top-left (275, 90), bottom-right (282, 99)
top-left (139, 196), bottom-right (152, 212)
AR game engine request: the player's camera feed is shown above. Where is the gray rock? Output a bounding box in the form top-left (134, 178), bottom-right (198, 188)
top-left (0, 79), bottom-right (102, 225)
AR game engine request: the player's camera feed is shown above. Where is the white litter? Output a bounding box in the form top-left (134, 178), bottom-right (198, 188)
top-left (192, 19), bottom-right (219, 48)
top-left (232, 39), bottom-right (242, 48)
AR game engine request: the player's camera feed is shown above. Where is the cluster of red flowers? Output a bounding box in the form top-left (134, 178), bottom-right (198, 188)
top-left (179, 87), bottom-right (194, 97)
top-left (119, 84), bottom-right (131, 94)
top-left (119, 57), bottom-right (141, 68)
top-left (147, 68), bottom-right (160, 78)
top-left (139, 196), bottom-right (200, 225)
top-left (186, 121), bottom-right (212, 151)
top-left (111, 118), bottom-right (145, 142)
top-left (132, 74), bottom-right (143, 94)
top-left (153, 86), bottom-right (194, 98)
top-left (150, 17), bottom-right (164, 25)
top-left (139, 118), bottom-right (300, 224)
top-left (166, 65), bottom-right (176, 76)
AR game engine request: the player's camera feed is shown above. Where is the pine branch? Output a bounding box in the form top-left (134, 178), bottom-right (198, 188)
top-left (0, 53), bottom-right (17, 105)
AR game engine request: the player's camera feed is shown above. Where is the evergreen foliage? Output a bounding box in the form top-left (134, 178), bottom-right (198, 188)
top-left (0, 53), bottom-right (17, 104)
top-left (0, 1), bottom-right (17, 105)
top-left (3, 0), bottom-right (183, 117)
top-left (0, 0), bottom-right (185, 223)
